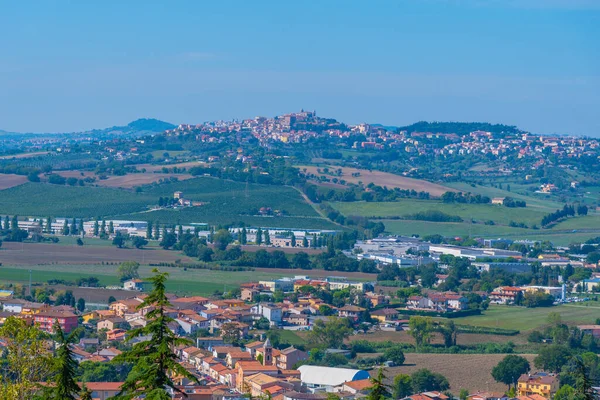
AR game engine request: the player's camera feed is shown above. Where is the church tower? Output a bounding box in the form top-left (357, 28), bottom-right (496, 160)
top-left (263, 337), bottom-right (273, 365)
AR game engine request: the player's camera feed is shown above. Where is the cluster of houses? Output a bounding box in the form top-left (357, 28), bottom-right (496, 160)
top-left (488, 285), bottom-right (565, 305)
top-left (402, 372), bottom-right (561, 400)
top-left (405, 292), bottom-right (468, 313)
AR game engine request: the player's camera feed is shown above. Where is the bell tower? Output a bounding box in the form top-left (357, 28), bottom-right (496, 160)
top-left (263, 337), bottom-right (273, 365)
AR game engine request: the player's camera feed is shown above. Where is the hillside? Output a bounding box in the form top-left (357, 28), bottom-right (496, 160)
top-left (0, 118), bottom-right (175, 138)
top-left (397, 121), bottom-right (523, 136)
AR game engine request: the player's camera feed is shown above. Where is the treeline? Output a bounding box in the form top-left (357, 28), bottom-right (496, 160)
top-left (189, 158), bottom-right (304, 186)
top-left (404, 210), bottom-right (462, 223)
top-left (397, 121), bottom-right (522, 136)
top-left (541, 204), bottom-right (588, 227)
top-left (158, 196), bottom-right (178, 207)
top-left (0, 163), bottom-right (46, 176)
top-left (305, 182), bottom-right (430, 203)
top-left (503, 197), bottom-right (526, 208)
top-left (441, 191), bottom-right (491, 204)
top-left (173, 226), bottom-right (378, 273)
top-left (0, 215), bottom-right (29, 242)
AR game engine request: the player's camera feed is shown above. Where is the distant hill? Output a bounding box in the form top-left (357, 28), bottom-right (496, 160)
top-left (397, 121), bottom-right (523, 136)
top-left (0, 118), bottom-right (176, 138)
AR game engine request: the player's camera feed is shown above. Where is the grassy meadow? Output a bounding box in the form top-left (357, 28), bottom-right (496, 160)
top-left (445, 303), bottom-right (600, 332)
top-left (331, 199), bottom-right (548, 226)
top-left (0, 263), bottom-right (293, 296)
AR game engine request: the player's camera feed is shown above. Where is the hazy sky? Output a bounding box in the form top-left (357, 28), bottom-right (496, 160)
top-left (0, 0), bottom-right (598, 135)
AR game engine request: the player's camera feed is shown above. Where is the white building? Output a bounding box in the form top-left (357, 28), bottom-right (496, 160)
top-left (251, 303), bottom-right (282, 324)
top-left (297, 365), bottom-right (370, 392)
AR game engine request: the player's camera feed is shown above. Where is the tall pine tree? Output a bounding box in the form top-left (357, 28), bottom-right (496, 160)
top-left (46, 321), bottom-right (82, 400)
top-left (112, 269), bottom-right (198, 399)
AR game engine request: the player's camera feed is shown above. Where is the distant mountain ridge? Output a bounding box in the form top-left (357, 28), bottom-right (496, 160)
top-left (0, 118), bottom-right (176, 137)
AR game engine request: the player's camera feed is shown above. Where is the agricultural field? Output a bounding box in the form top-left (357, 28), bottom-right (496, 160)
top-left (381, 220), bottom-right (535, 239)
top-left (0, 182), bottom-right (154, 217)
top-left (0, 151), bottom-right (51, 159)
top-left (447, 304), bottom-right (600, 333)
top-left (331, 199), bottom-right (548, 226)
top-left (382, 353), bottom-right (537, 393)
top-left (149, 150), bottom-right (190, 159)
top-left (0, 260), bottom-right (321, 298)
top-left (444, 182), bottom-right (564, 210)
top-left (0, 177), bottom-right (336, 228)
top-left (299, 165), bottom-right (453, 197)
top-left (54, 170), bottom-right (195, 188)
top-left (0, 173), bottom-right (28, 189)
top-left (330, 196), bottom-right (600, 245)
top-left (136, 161), bottom-right (209, 173)
top-left (117, 177), bottom-right (335, 228)
top-left (0, 241), bottom-right (196, 265)
top-left (551, 215), bottom-right (600, 230)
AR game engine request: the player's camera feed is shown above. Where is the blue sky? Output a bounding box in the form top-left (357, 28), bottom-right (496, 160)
top-left (0, 0), bottom-right (598, 135)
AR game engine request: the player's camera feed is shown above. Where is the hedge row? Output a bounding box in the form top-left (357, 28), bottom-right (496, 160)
top-left (456, 324), bottom-right (520, 336)
top-left (398, 308), bottom-right (482, 318)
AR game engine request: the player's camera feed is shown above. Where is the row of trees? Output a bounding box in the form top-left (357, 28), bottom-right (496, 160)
top-left (541, 204), bottom-right (588, 227)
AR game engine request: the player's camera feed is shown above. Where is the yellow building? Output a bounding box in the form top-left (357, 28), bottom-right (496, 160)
top-left (517, 373), bottom-right (559, 399)
top-left (82, 309), bottom-right (116, 323)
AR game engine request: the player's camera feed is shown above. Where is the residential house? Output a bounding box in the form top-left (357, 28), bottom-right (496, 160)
top-left (467, 392), bottom-right (510, 400)
top-left (93, 347), bottom-right (122, 361)
top-left (365, 292), bottom-right (389, 307)
top-left (244, 373), bottom-right (293, 398)
top-left (252, 303), bottom-right (283, 324)
top-left (171, 296), bottom-right (210, 312)
top-left (340, 379), bottom-right (373, 395)
top-left (371, 308), bottom-right (399, 323)
top-left (489, 286), bottom-right (523, 305)
top-left (337, 305), bottom-right (365, 320)
top-left (517, 373), bottom-right (559, 399)
top-left (328, 281), bottom-right (365, 292)
top-left (578, 325), bottom-right (600, 338)
top-left (407, 296), bottom-right (433, 310)
top-left (213, 346), bottom-right (240, 360)
top-left (97, 317), bottom-right (128, 331)
top-left (123, 279), bottom-right (145, 291)
top-left (106, 329), bottom-right (127, 342)
top-left (402, 392), bottom-right (449, 400)
top-left (82, 309), bottom-right (115, 323)
top-left (236, 361), bottom-right (279, 392)
top-left (274, 347), bottom-right (308, 370)
top-left (33, 309), bottom-right (78, 333)
top-left (85, 382), bottom-right (123, 400)
top-left (226, 350), bottom-right (255, 368)
top-left (109, 297), bottom-right (145, 317)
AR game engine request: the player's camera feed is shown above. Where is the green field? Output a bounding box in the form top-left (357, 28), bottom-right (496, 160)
top-left (278, 330), bottom-right (307, 345)
top-left (150, 150), bottom-right (189, 159)
top-left (447, 304), bottom-right (600, 332)
top-left (381, 220), bottom-right (534, 238)
top-left (0, 178), bottom-right (336, 229)
top-left (444, 182), bottom-right (563, 210)
top-left (0, 182), bottom-right (153, 217)
top-left (331, 197), bottom-right (600, 245)
top-left (331, 199), bottom-right (548, 226)
top-left (0, 263), bottom-right (293, 296)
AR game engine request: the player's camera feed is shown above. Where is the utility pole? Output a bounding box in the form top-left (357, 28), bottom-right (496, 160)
top-left (28, 269), bottom-right (32, 297)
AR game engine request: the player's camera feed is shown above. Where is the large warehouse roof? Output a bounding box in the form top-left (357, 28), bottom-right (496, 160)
top-left (297, 365), bottom-right (370, 387)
